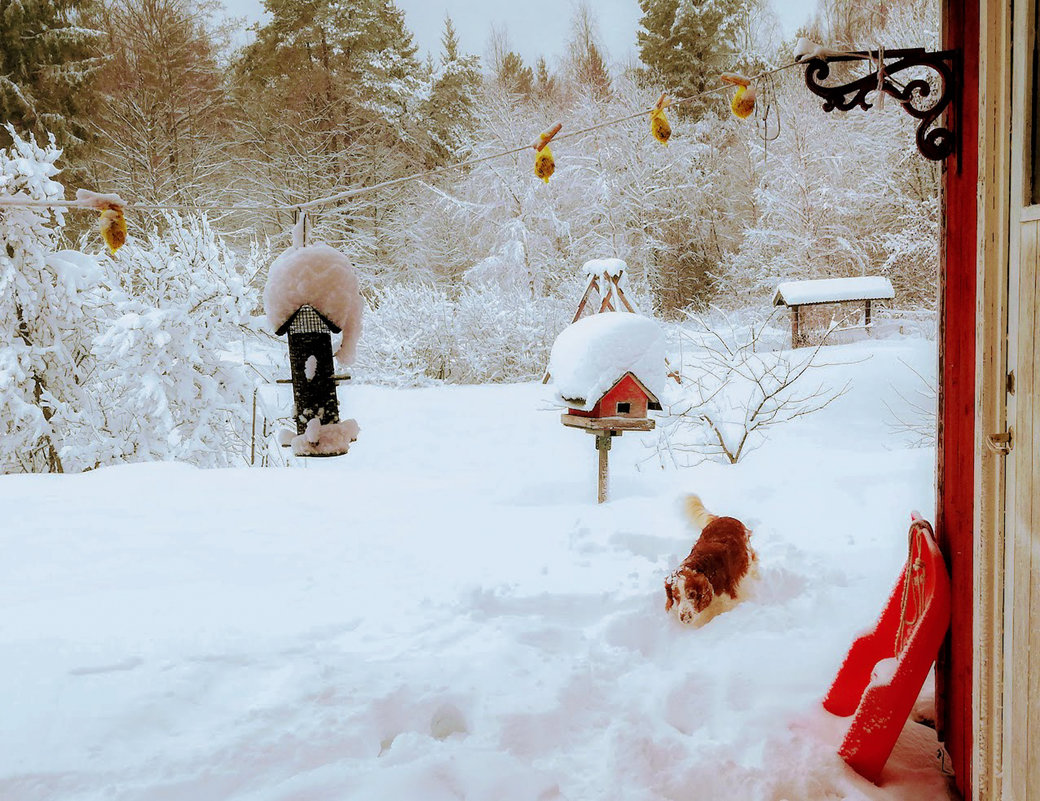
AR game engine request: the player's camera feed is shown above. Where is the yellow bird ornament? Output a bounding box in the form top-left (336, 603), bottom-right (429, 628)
top-left (99, 208), bottom-right (127, 254)
top-left (650, 93), bottom-right (671, 144)
top-left (721, 72), bottom-right (756, 119)
top-left (533, 123), bottom-right (562, 183)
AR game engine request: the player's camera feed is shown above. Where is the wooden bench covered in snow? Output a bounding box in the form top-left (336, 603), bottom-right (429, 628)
top-left (773, 276), bottom-right (895, 347)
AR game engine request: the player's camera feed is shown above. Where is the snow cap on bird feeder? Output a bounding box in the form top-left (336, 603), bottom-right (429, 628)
top-left (263, 230), bottom-right (363, 457)
top-left (549, 311), bottom-right (665, 414)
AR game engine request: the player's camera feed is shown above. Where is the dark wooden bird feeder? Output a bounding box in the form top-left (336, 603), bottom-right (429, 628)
top-left (275, 303), bottom-right (345, 436)
top-left (561, 372), bottom-right (661, 503)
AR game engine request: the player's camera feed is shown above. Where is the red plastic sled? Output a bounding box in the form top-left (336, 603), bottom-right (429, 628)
top-left (822, 513), bottom-right (951, 783)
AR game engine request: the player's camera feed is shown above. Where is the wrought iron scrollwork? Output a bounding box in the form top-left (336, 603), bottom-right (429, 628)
top-left (801, 48), bottom-right (958, 161)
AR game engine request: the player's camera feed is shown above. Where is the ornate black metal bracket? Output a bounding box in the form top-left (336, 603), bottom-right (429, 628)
top-left (801, 48), bottom-right (958, 161)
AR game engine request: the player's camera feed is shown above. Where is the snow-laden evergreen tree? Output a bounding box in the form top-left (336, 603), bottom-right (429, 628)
top-left (75, 213), bottom-right (261, 468)
top-left (0, 129), bottom-right (109, 472)
top-left (0, 0), bottom-right (103, 161)
top-left (231, 0), bottom-right (427, 246)
top-left (421, 16), bottom-right (481, 166)
top-left (637, 0), bottom-right (750, 118)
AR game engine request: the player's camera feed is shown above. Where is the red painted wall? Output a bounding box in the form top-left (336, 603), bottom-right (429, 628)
top-left (936, 0), bottom-right (979, 795)
top-left (568, 373), bottom-right (650, 419)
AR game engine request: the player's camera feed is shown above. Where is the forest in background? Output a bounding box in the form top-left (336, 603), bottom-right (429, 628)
top-left (0, 0), bottom-right (940, 471)
top-left (2, 0), bottom-right (940, 308)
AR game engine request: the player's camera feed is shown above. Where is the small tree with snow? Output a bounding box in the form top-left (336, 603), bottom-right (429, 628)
top-left (0, 129), bottom-right (110, 473)
top-left (659, 310), bottom-right (849, 465)
top-left (74, 213), bottom-right (261, 469)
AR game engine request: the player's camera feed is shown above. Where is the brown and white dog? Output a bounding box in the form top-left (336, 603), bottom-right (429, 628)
top-left (664, 495), bottom-right (757, 625)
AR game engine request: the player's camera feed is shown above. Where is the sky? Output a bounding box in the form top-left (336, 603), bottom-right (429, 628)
top-left (221, 0), bottom-right (816, 65)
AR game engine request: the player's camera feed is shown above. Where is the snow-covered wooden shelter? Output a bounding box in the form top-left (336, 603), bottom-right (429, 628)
top-left (772, 276), bottom-right (895, 347)
top-left (549, 312), bottom-right (664, 503)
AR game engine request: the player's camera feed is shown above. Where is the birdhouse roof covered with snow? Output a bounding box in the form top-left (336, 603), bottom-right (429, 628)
top-left (773, 276), bottom-right (895, 307)
top-left (549, 312), bottom-right (665, 412)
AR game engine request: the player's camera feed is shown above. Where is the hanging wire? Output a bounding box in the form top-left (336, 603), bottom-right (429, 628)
top-left (0, 61), bottom-right (805, 218)
top-left (755, 70), bottom-right (782, 161)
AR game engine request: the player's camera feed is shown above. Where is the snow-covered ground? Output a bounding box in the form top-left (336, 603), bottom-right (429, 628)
top-left (0, 335), bottom-right (954, 801)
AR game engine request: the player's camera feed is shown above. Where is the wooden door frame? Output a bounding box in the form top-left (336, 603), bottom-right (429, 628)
top-left (972, 0), bottom-right (1013, 799)
top-left (938, 0), bottom-right (981, 794)
top-left (972, 0), bottom-right (1040, 798)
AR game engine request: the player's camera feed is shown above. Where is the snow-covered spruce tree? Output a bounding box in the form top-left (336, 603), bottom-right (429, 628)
top-left (420, 16), bottom-right (481, 167)
top-left (637, 0), bottom-right (751, 119)
top-left (74, 213), bottom-right (261, 468)
top-left (0, 0), bottom-right (103, 160)
top-left (0, 129), bottom-right (110, 473)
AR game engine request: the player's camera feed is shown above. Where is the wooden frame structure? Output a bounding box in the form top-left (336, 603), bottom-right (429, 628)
top-left (933, 0), bottom-right (1040, 798)
top-left (543, 264), bottom-right (640, 384)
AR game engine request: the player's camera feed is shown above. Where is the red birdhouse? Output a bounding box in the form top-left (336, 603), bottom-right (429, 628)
top-left (564, 371), bottom-right (662, 421)
top-left (548, 312), bottom-right (666, 503)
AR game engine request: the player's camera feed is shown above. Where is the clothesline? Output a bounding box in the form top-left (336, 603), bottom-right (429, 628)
top-left (0, 60), bottom-right (804, 218)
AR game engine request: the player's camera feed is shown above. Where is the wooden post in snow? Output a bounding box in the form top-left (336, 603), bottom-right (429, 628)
top-left (596, 432), bottom-right (611, 503)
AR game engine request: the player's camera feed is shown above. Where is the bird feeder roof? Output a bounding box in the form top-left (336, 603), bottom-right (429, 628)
top-left (263, 242), bottom-right (363, 363)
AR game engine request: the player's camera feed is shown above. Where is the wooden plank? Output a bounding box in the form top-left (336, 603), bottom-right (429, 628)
top-left (1007, 221), bottom-right (1036, 801)
top-left (596, 432), bottom-right (610, 503)
top-left (613, 279), bottom-right (639, 313)
top-left (972, 3), bottom-right (1013, 796)
top-left (1005, 0), bottom-right (1039, 791)
top-left (1025, 221), bottom-right (1040, 798)
top-left (571, 275), bottom-right (598, 323)
top-left (560, 413), bottom-right (655, 432)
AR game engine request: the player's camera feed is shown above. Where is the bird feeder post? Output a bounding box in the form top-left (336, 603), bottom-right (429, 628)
top-left (596, 432), bottom-right (612, 504)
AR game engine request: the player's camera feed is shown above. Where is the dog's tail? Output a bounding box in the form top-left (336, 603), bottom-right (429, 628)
top-left (683, 494), bottom-right (718, 531)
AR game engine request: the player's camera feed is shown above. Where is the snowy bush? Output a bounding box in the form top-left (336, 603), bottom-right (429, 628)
top-left (0, 129), bottom-right (112, 473)
top-left (355, 280), bottom-right (576, 385)
top-left (66, 214), bottom-right (262, 469)
top-left (658, 310), bottom-right (849, 465)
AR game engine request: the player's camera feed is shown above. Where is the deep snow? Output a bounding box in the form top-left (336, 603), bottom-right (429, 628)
top-left (0, 335), bottom-right (954, 801)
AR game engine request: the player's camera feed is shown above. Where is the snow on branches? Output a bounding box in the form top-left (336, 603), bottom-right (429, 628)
top-left (0, 128), bottom-right (100, 473)
top-left (658, 310), bottom-right (850, 465)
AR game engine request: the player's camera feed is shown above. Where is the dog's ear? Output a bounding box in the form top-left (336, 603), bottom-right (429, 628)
top-left (664, 574), bottom-right (675, 610)
top-left (688, 573), bottom-right (714, 612)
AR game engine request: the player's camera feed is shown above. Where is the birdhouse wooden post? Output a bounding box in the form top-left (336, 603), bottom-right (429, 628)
top-left (560, 373), bottom-right (660, 503)
top-left (276, 304), bottom-right (342, 435)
